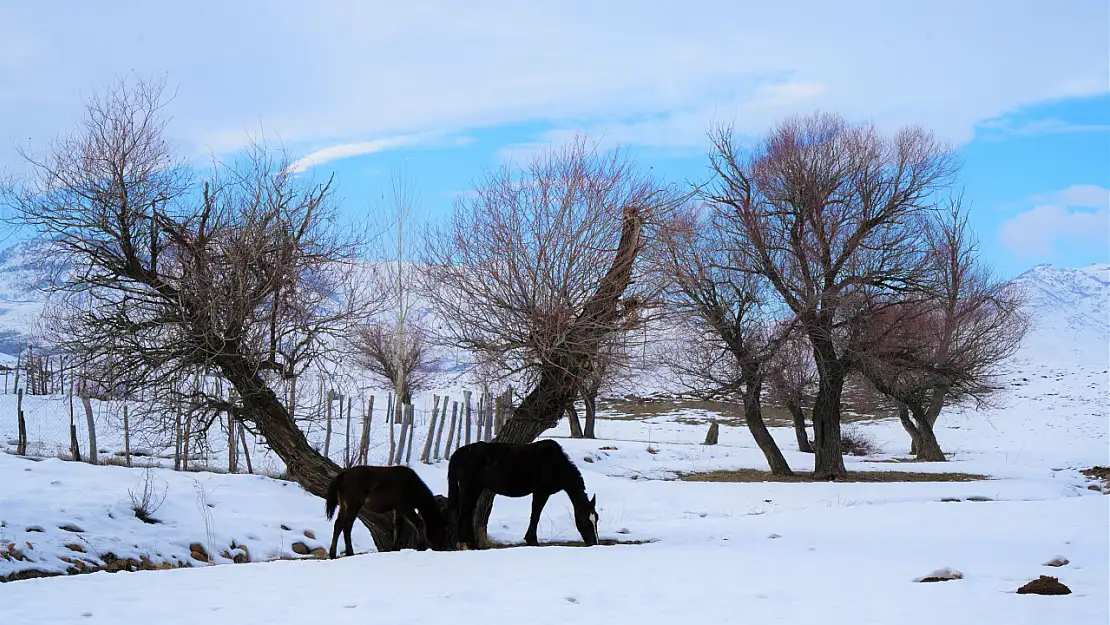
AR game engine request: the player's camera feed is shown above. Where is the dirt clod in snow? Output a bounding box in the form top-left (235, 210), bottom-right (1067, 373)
top-left (914, 568), bottom-right (963, 582)
top-left (1044, 556), bottom-right (1069, 567)
top-left (1017, 576), bottom-right (1071, 595)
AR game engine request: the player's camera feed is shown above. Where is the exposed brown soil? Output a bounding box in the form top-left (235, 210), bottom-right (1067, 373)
top-left (1017, 576), bottom-right (1071, 595)
top-left (679, 468), bottom-right (988, 483)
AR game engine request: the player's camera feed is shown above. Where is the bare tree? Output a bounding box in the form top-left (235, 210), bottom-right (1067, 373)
top-left (853, 200), bottom-right (1027, 460)
top-left (576, 338), bottom-right (634, 439)
top-left (767, 329), bottom-right (816, 453)
top-left (0, 77), bottom-right (423, 550)
top-left (705, 113), bottom-right (959, 478)
top-left (353, 317), bottom-right (438, 401)
top-left (421, 136), bottom-right (683, 542)
top-left (655, 203), bottom-right (793, 475)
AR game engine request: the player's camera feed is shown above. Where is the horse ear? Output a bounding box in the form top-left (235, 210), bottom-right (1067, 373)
top-left (590, 494), bottom-right (597, 506)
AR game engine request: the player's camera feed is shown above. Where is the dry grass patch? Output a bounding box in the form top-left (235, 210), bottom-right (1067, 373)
top-left (679, 468), bottom-right (988, 483)
top-left (482, 538), bottom-right (655, 549)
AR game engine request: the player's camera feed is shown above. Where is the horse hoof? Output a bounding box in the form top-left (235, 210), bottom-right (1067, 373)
top-left (456, 542), bottom-right (469, 551)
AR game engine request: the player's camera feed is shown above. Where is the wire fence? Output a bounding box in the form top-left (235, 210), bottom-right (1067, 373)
top-left (0, 367), bottom-right (515, 478)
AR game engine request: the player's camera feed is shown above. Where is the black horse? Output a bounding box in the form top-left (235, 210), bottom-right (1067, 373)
top-left (325, 465), bottom-right (450, 558)
top-left (448, 439), bottom-right (599, 549)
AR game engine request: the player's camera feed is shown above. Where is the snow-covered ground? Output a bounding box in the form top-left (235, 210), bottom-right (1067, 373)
top-left (0, 254), bottom-right (1107, 623)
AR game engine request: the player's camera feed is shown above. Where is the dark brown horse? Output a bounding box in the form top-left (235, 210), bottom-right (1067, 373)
top-left (448, 439), bottom-right (599, 549)
top-left (325, 465), bottom-right (449, 558)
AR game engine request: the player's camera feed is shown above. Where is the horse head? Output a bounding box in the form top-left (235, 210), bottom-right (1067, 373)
top-left (573, 493), bottom-right (600, 546)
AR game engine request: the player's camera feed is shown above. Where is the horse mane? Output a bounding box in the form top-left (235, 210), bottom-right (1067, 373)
top-left (409, 472), bottom-right (449, 545)
top-left (552, 441), bottom-right (587, 495)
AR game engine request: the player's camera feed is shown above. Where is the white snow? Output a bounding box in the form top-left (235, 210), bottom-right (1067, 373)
top-left (0, 250), bottom-right (1107, 623)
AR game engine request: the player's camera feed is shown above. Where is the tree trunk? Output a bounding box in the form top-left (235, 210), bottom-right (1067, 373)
top-left (808, 336), bottom-right (847, 479)
top-left (786, 400), bottom-right (813, 453)
top-left (469, 205), bottom-right (644, 545)
top-left (742, 372), bottom-right (792, 475)
top-left (582, 388), bottom-right (598, 439)
top-left (908, 403), bottom-right (946, 461)
top-left (219, 359), bottom-right (414, 551)
top-left (897, 404), bottom-right (922, 456)
top-left (566, 404), bottom-right (584, 438)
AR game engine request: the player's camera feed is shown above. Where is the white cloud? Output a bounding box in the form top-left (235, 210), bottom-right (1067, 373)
top-left (1028, 184), bottom-right (1110, 209)
top-left (285, 136), bottom-right (422, 174)
top-left (0, 1), bottom-right (1106, 167)
top-left (999, 186), bottom-right (1110, 259)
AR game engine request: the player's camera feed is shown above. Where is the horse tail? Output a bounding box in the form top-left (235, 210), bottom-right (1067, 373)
top-left (325, 471), bottom-right (343, 520)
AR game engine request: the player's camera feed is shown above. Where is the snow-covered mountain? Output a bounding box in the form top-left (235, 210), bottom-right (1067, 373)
top-left (1009, 262), bottom-right (1109, 363)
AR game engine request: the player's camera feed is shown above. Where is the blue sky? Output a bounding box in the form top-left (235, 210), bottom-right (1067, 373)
top-left (1, 1), bottom-right (1106, 278)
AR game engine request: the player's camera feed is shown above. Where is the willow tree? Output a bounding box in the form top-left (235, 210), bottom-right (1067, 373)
top-left (421, 137), bottom-right (683, 543)
top-left (706, 113), bottom-right (959, 479)
top-left (1, 77), bottom-right (426, 550)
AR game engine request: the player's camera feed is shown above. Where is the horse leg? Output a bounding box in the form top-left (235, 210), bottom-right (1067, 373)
top-left (396, 506), bottom-right (426, 551)
top-left (329, 511), bottom-right (344, 559)
top-left (456, 485), bottom-right (479, 550)
top-left (392, 509), bottom-right (405, 551)
top-left (342, 505), bottom-right (357, 557)
top-left (524, 492), bottom-right (550, 546)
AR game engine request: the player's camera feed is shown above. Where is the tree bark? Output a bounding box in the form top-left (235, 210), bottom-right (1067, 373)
top-left (808, 336), bottom-right (847, 479)
top-left (582, 388), bottom-right (598, 439)
top-left (742, 372), bottom-right (792, 475)
top-left (908, 403), bottom-right (946, 461)
top-left (218, 358), bottom-right (414, 551)
top-left (897, 404), bottom-right (922, 456)
top-left (787, 400), bottom-right (813, 453)
top-left (566, 404), bottom-right (584, 438)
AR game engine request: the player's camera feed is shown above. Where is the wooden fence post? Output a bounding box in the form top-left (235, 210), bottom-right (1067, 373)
top-left (323, 388), bottom-right (334, 461)
top-left (80, 380), bottom-right (98, 465)
top-left (433, 394), bottom-right (449, 460)
top-left (444, 401), bottom-right (458, 460)
top-left (123, 404), bottom-right (132, 467)
top-left (238, 421), bottom-right (253, 474)
top-left (68, 379), bottom-right (81, 462)
top-left (387, 394), bottom-right (399, 465)
top-left (421, 396), bottom-right (440, 463)
top-left (463, 391), bottom-right (472, 446)
top-left (395, 402), bottom-right (410, 466)
top-left (359, 395), bottom-right (374, 465)
top-left (404, 405), bottom-right (416, 464)
top-left (15, 388), bottom-right (27, 456)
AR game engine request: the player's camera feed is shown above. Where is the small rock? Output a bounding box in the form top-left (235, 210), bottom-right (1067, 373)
top-left (965, 496), bottom-right (992, 502)
top-left (310, 547), bottom-right (328, 558)
top-left (1043, 556), bottom-right (1069, 567)
top-left (303, 530), bottom-right (316, 540)
top-left (616, 528), bottom-right (630, 535)
top-left (582, 457), bottom-right (594, 463)
top-left (914, 568), bottom-right (963, 583)
top-left (58, 523), bottom-right (84, 532)
top-left (1087, 484), bottom-right (1101, 491)
top-left (280, 524), bottom-right (292, 531)
top-left (767, 533), bottom-right (781, 539)
top-left (940, 497), bottom-right (961, 503)
top-left (291, 542), bottom-right (310, 555)
top-left (1017, 575), bottom-right (1071, 595)
top-left (189, 542), bottom-right (209, 563)
top-left (65, 543), bottom-right (85, 553)
top-left (25, 525), bottom-right (45, 533)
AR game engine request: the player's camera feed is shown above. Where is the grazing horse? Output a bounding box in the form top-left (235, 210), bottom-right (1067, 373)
top-left (448, 439), bottom-right (599, 549)
top-left (325, 465), bottom-right (449, 558)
